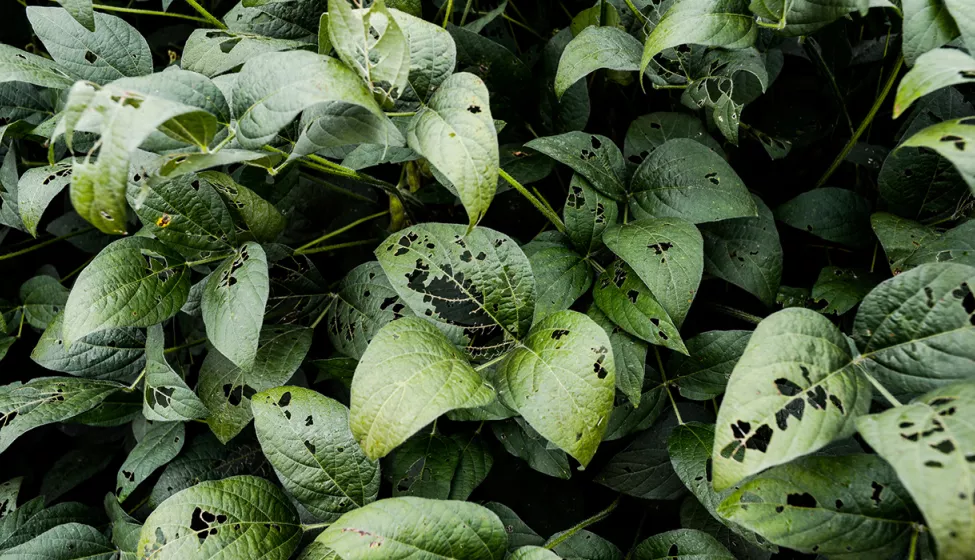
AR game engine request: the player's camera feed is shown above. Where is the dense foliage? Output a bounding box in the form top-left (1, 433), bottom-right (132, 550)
top-left (0, 0), bottom-right (974, 558)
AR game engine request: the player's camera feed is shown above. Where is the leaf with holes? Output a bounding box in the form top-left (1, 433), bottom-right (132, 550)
top-left (904, 220), bottom-right (975, 269)
top-left (624, 112), bottom-right (724, 171)
top-left (0, 44), bottom-right (74, 89)
top-left (632, 529), bottom-right (735, 560)
top-left (253, 386), bottom-right (380, 522)
top-left (555, 26), bottom-right (642, 99)
top-left (871, 212), bottom-right (940, 274)
top-left (774, 187), bottom-right (873, 249)
top-left (202, 242), bottom-right (269, 369)
top-left (180, 29), bottom-right (308, 78)
top-left (717, 454), bottom-right (918, 558)
top-left (526, 132), bottom-right (627, 200)
top-left (199, 171), bottom-right (286, 243)
top-left (589, 306), bottom-right (649, 410)
top-left (494, 310), bottom-right (615, 467)
top-left (749, 0), bottom-right (870, 37)
top-left (563, 174), bottom-right (619, 256)
top-left (895, 49), bottom-right (975, 118)
top-left (143, 326), bottom-right (207, 422)
top-left (16, 161), bottom-right (73, 238)
top-left (811, 267), bottom-right (881, 315)
top-left (32, 313), bottom-right (145, 381)
top-left (522, 232), bottom-right (593, 322)
top-left (629, 139), bottom-right (756, 224)
top-left (137, 476), bottom-right (301, 560)
top-left (328, 0), bottom-right (411, 103)
top-left (0, 523), bottom-right (116, 560)
top-left (899, 117), bottom-right (975, 195)
top-left (388, 430), bottom-right (492, 500)
top-left (857, 381), bottom-right (975, 560)
top-left (326, 261), bottom-right (413, 360)
top-left (712, 308), bottom-right (872, 491)
top-left (115, 420), bottom-right (185, 502)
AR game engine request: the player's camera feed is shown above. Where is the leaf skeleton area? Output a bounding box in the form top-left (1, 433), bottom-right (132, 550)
top-left (5, 0), bottom-right (975, 559)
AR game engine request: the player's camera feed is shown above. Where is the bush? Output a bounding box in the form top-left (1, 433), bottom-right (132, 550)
top-left (0, 0), bottom-right (973, 558)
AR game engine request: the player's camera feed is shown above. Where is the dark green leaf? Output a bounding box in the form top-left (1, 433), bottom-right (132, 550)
top-left (526, 132), bottom-right (627, 200)
top-left (115, 420), bottom-right (185, 501)
top-left (670, 330), bottom-right (751, 401)
top-left (774, 187), bottom-right (872, 249)
top-left (202, 242), bottom-right (269, 369)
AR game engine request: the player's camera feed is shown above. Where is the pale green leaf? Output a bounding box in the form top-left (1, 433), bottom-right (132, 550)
top-left (326, 261), bottom-right (413, 360)
top-left (116, 420), bottom-right (185, 501)
top-left (16, 161), bottom-right (72, 237)
top-left (904, 220), bottom-right (975, 268)
top-left (945, 0), bottom-right (975, 54)
top-left (158, 149), bottom-right (280, 178)
top-left (871, 212), bottom-right (939, 274)
top-left (202, 242), bottom-right (269, 369)
top-left (55, 0), bottom-right (94, 31)
top-left (555, 26), bottom-right (642, 99)
top-left (111, 68), bottom-right (231, 123)
top-left (749, 0), bottom-right (870, 37)
top-left (328, 0), bottom-right (411, 103)
top-left (632, 529), bottom-right (735, 559)
top-left (898, 117), bottom-right (975, 195)
top-left (811, 267), bottom-right (880, 315)
top-left (670, 331), bottom-right (751, 401)
top-left (180, 29), bottom-right (308, 78)
top-left (0, 44), bottom-right (74, 89)
top-left (563, 174), bottom-right (619, 256)
top-left (291, 102), bottom-right (406, 162)
top-left (526, 132), bottom-right (627, 200)
top-left (0, 523), bottom-right (115, 560)
top-left (391, 9), bottom-right (456, 102)
top-left (552, 529), bottom-right (622, 560)
top-left (903, 0), bottom-right (960, 65)
top-left (895, 48), bottom-right (975, 118)
top-left (143, 325), bottom-right (208, 422)
top-left (774, 187), bottom-right (873, 248)
top-left (32, 312), bottom-right (145, 381)
top-left (510, 547), bottom-right (560, 560)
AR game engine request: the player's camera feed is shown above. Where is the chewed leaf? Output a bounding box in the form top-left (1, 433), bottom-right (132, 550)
top-left (563, 174), bottom-right (618, 256)
top-left (898, 116), bottom-right (975, 195)
top-left (115, 420), bottom-right (184, 502)
top-left (526, 132), bottom-right (627, 200)
top-left (202, 242), bottom-right (269, 369)
top-left (143, 325), bottom-right (207, 422)
top-left (632, 528), bottom-right (735, 559)
top-left (326, 261), bottom-right (413, 360)
top-left (894, 48), bottom-right (975, 118)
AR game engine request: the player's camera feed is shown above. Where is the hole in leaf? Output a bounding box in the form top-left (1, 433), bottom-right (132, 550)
top-left (786, 493), bottom-right (817, 508)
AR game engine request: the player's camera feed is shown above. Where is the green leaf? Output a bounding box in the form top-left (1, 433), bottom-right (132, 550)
top-left (41, 450), bottom-right (112, 505)
top-left (26, 7), bottom-right (151, 84)
top-left (640, 0), bottom-right (757, 77)
top-left (392, 9), bottom-right (456, 102)
top-left (105, 494), bottom-right (141, 556)
top-left (592, 260), bottom-right (687, 354)
top-left (510, 547), bottom-right (561, 560)
top-left (589, 302), bottom-right (649, 410)
top-left (0, 499), bottom-right (95, 551)
top-left (895, 49), bottom-right (975, 118)
top-left (857, 381), bottom-right (975, 559)
top-left (55, 0), bottom-right (94, 31)
top-left (407, 73), bottom-right (498, 228)
top-left (603, 217), bottom-right (704, 327)
top-left (749, 0), bottom-right (870, 37)
top-left (389, 430), bottom-right (492, 500)
top-left (904, 220), bottom-right (975, 269)
top-left (898, 117), bottom-right (975, 195)
top-left (555, 26), bottom-right (642, 99)
top-left (945, 0), bottom-right (975, 54)
top-left (811, 266), bottom-right (880, 315)
top-left (853, 262), bottom-right (975, 399)
top-left (624, 112), bottom-right (724, 170)
top-left (328, 0), bottom-right (411, 103)
top-left (17, 161), bottom-right (73, 237)
top-left (143, 325), bottom-right (208, 422)
top-left (0, 377), bottom-right (121, 454)
top-left (526, 132), bottom-right (627, 200)
top-left (327, 261), bottom-right (413, 360)
top-left (632, 529), bottom-right (735, 559)
top-left (0, 478), bottom-right (21, 518)
top-left (540, 28), bottom-right (591, 134)
top-left (564, 174), bottom-right (619, 256)
top-left (700, 195), bottom-right (782, 306)
top-left (351, 317), bottom-right (495, 460)
top-left (180, 29), bottom-right (308, 78)
top-left (32, 313), bottom-right (145, 381)
top-left (116, 420), bottom-right (185, 502)
top-left (111, 68), bottom-right (232, 123)
top-left (137, 476), bottom-right (301, 560)
top-left (19, 275), bottom-right (68, 331)
top-left (483, 502), bottom-right (545, 551)
top-left (629, 139), bottom-right (757, 224)
top-left (902, 0), bottom-right (960, 64)
top-left (717, 454), bottom-right (918, 558)
top-left (774, 187), bottom-right (872, 248)
top-left (712, 308), bottom-right (871, 491)
top-left (231, 50), bottom-right (386, 149)
top-left (0, 44), bottom-right (73, 89)
top-left (552, 529), bottom-right (622, 560)
top-left (253, 386), bottom-right (380, 521)
top-left (375, 223), bottom-right (536, 358)
top-left (447, 23), bottom-right (531, 99)
top-left (0, 523), bottom-right (115, 560)
top-left (317, 497), bottom-right (507, 560)
top-left (491, 418), bottom-right (572, 479)
top-left (199, 171), bottom-right (286, 243)
top-left (291, 102), bottom-right (406, 161)
top-left (522, 233), bottom-right (593, 322)
top-left (62, 237), bottom-right (190, 346)
top-left (495, 310), bottom-right (615, 467)
top-left (669, 331), bottom-right (751, 401)
top-left (870, 212), bottom-right (939, 274)
top-left (202, 242), bottom-right (269, 369)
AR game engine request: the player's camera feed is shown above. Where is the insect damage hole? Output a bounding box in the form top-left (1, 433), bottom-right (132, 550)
top-left (467, 104), bottom-right (482, 114)
top-left (704, 172), bottom-right (720, 185)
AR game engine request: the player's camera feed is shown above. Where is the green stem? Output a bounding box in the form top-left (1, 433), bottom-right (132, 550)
top-left (123, 371), bottom-right (146, 393)
top-left (499, 13), bottom-right (544, 39)
top-left (443, 0), bottom-right (454, 27)
top-left (460, 0), bottom-right (475, 25)
top-left (301, 522), bottom-right (331, 532)
top-left (384, 111), bottom-right (417, 118)
top-left (310, 295), bottom-right (338, 330)
top-left (164, 338), bottom-right (207, 355)
top-left (816, 55), bottom-right (903, 187)
top-left (705, 303), bottom-right (763, 325)
top-left (544, 496), bottom-right (621, 550)
top-left (299, 172), bottom-right (374, 203)
top-left (295, 239), bottom-right (376, 256)
top-left (208, 128), bottom-right (236, 153)
top-left (655, 347), bottom-right (683, 425)
top-left (585, 258), bottom-right (605, 274)
top-left (907, 526), bottom-right (920, 560)
top-left (60, 256), bottom-right (95, 284)
top-left (294, 210), bottom-right (389, 254)
top-left (475, 352), bottom-right (509, 372)
top-left (862, 369), bottom-right (903, 407)
top-left (183, 0), bottom-right (227, 28)
top-left (500, 169), bottom-right (566, 233)
top-left (0, 227), bottom-right (94, 262)
top-left (91, 3), bottom-right (211, 23)
top-left (622, 0), bottom-right (646, 23)
top-left (185, 252), bottom-right (235, 268)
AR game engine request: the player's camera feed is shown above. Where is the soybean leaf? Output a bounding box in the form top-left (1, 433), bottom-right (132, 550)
top-left (510, 547), bottom-right (560, 560)
top-left (526, 132), bottom-right (627, 200)
top-left (317, 497), bottom-right (507, 560)
top-left (700, 195), bottom-right (782, 306)
top-left (111, 68), bottom-right (231, 123)
top-left (291, 102), bottom-right (406, 162)
top-left (857, 381), bottom-right (975, 559)
top-left (551, 529), bottom-right (622, 560)
top-left (19, 275), bottom-right (68, 330)
top-left (491, 418), bottom-right (572, 479)
top-left (712, 308), bottom-right (872, 491)
top-left (811, 267), bottom-right (880, 315)
top-left (898, 117), bottom-right (975, 194)
top-left (375, 223), bottom-right (536, 358)
top-left (0, 478), bottom-right (21, 517)
top-left (224, 0), bottom-right (322, 41)
top-left (26, 7), bottom-right (151, 84)
top-left (495, 310), bottom-right (615, 467)
top-left (894, 48), bottom-right (975, 118)
top-left (408, 73), bottom-right (498, 228)
top-left (0, 499), bottom-right (96, 551)
top-left (853, 262), bottom-right (975, 400)
top-left (522, 232), bottom-right (593, 322)
top-left (137, 476), bottom-right (302, 560)
top-left (328, 0), bottom-right (411, 103)
top-left (447, 23), bottom-right (531, 99)
top-left (16, 161), bottom-right (73, 237)
top-left (564, 174), bottom-right (618, 256)
top-left (904, 220), bottom-right (975, 268)
top-left (350, 317), bottom-right (495, 460)
top-left (143, 325), bottom-right (208, 422)
top-left (116, 420), bottom-right (185, 502)
top-left (749, 0), bottom-right (870, 37)
top-left (62, 237), bottom-right (189, 346)
top-left (870, 212), bottom-right (939, 274)
top-left (40, 449), bottom-right (113, 505)
top-left (32, 313), bottom-right (146, 381)
top-left (589, 304), bottom-right (649, 408)
top-left (629, 138), bottom-right (757, 224)
top-left (253, 386), bottom-right (380, 522)
top-left (592, 260), bottom-right (687, 354)
top-left (603, 217), bottom-right (704, 327)
top-left (105, 495), bottom-right (141, 557)
top-left (624, 112), bottom-right (724, 171)
top-left (0, 377), bottom-right (122, 454)
top-left (669, 331), bottom-right (752, 401)
top-left (539, 29), bottom-right (591, 134)
top-left (0, 44), bottom-right (73, 89)
top-left (388, 430), bottom-right (492, 500)
top-left (945, 0), bottom-right (975, 54)
top-left (902, 0), bottom-right (960, 64)
top-left (198, 325), bottom-right (312, 443)
top-left (555, 26), bottom-right (642, 99)
top-left (774, 187), bottom-right (873, 249)
top-left (326, 261), bottom-right (412, 360)
top-left (392, 8), bottom-right (456, 102)
top-left (199, 171), bottom-right (286, 243)
top-left (202, 242), bottom-right (269, 369)
top-left (632, 529), bottom-right (735, 560)
top-left (483, 502), bottom-right (545, 551)
top-left (717, 454), bottom-right (918, 558)
top-left (180, 29), bottom-right (308, 78)
top-left (0, 523), bottom-right (115, 560)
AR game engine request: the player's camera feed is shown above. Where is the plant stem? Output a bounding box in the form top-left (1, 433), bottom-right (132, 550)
top-left (91, 4), bottom-right (211, 23)
top-left (544, 496), bottom-right (620, 550)
top-left (622, 0), bottom-right (646, 23)
top-left (301, 522), bottom-right (331, 532)
top-left (816, 55), bottom-right (904, 187)
top-left (623, 510), bottom-right (647, 560)
top-left (295, 239), bottom-right (376, 256)
top-left (705, 303), bottom-right (763, 325)
top-left (164, 338), bottom-right (207, 355)
top-left (185, 252), bottom-right (235, 267)
top-left (862, 370), bottom-right (903, 407)
top-left (500, 169), bottom-right (566, 233)
top-left (294, 210), bottom-right (389, 254)
top-left (183, 0), bottom-right (226, 28)
top-left (907, 526), bottom-right (920, 560)
top-left (499, 13), bottom-right (544, 38)
top-left (443, 0), bottom-right (454, 27)
top-left (124, 371), bottom-right (146, 393)
top-left (585, 258), bottom-right (605, 274)
top-left (384, 111), bottom-right (417, 118)
top-left (310, 295), bottom-right (338, 330)
top-left (0, 227), bottom-right (94, 262)
top-left (60, 256), bottom-right (95, 284)
top-left (460, 0), bottom-right (475, 25)
top-left (475, 352), bottom-right (509, 372)
top-left (655, 347), bottom-right (683, 424)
